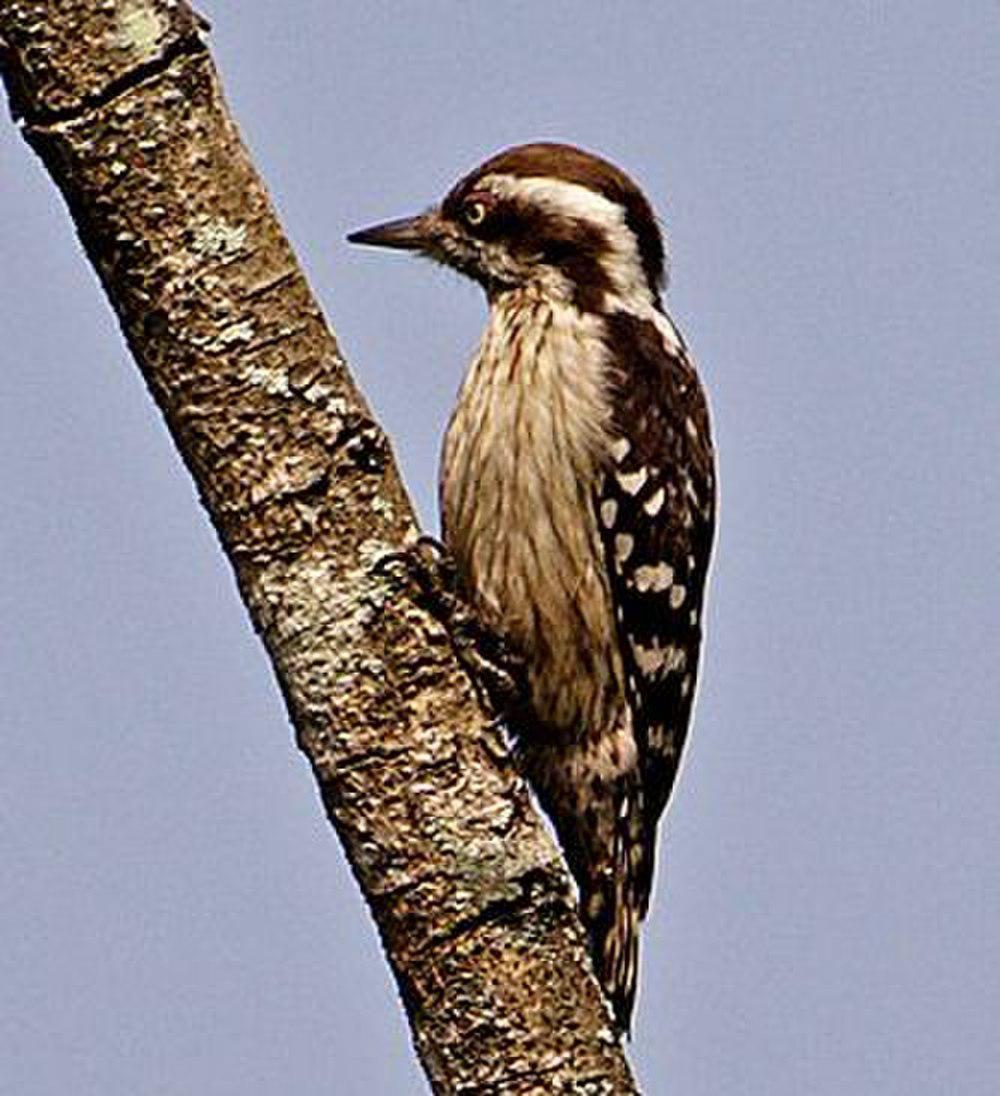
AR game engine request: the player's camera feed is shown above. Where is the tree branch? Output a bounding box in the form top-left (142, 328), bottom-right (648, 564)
top-left (0, 2), bottom-right (638, 1091)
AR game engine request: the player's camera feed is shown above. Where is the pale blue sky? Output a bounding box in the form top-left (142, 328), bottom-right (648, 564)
top-left (2, 4), bottom-right (998, 1093)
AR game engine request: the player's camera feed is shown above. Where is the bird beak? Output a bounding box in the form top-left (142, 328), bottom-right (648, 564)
top-left (346, 210), bottom-right (440, 252)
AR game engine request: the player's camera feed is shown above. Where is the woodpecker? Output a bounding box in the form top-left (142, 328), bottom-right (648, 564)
top-left (348, 143), bottom-right (716, 1032)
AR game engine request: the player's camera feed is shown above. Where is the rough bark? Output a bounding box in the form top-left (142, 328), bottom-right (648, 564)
top-left (0, 3), bottom-right (639, 1092)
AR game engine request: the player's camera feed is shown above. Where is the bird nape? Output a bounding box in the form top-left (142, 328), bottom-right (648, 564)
top-left (348, 142), bottom-right (716, 1033)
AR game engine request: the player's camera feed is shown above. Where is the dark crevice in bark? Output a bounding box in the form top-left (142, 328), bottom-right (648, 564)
top-left (426, 866), bottom-right (568, 952)
top-left (6, 29), bottom-right (208, 129)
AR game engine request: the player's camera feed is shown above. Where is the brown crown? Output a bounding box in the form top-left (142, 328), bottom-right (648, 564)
top-left (444, 142), bottom-right (666, 294)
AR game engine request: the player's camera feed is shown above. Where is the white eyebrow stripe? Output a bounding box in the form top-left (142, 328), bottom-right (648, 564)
top-left (479, 173), bottom-right (655, 309)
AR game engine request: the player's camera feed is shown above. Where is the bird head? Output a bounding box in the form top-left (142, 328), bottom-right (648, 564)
top-left (348, 142), bottom-right (666, 313)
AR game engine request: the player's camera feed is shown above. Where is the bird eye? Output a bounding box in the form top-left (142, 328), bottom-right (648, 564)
top-left (463, 200), bottom-right (488, 227)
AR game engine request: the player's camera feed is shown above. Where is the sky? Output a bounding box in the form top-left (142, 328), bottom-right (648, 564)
top-left (2, 3), bottom-right (998, 1093)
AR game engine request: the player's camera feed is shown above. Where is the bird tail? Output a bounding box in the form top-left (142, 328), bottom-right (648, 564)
top-left (577, 784), bottom-right (649, 1034)
top-left (520, 736), bottom-right (650, 1033)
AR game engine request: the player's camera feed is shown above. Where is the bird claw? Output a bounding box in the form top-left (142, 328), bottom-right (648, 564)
top-left (379, 534), bottom-right (458, 605)
top-left (451, 622), bottom-right (528, 721)
top-left (389, 537), bottom-right (527, 718)
top-left (412, 534), bottom-right (459, 595)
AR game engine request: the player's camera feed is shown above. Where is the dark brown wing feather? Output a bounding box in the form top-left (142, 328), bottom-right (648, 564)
top-left (597, 309), bottom-right (716, 909)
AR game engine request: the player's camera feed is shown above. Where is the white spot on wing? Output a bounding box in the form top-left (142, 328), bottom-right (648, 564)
top-left (669, 584), bottom-right (686, 609)
top-left (643, 486), bottom-right (665, 516)
top-left (611, 437), bottom-right (631, 463)
top-left (615, 533), bottom-right (634, 565)
top-left (630, 638), bottom-right (686, 678)
top-left (601, 498), bottom-right (618, 529)
top-left (633, 561), bottom-right (675, 592)
top-left (617, 467), bottom-right (648, 495)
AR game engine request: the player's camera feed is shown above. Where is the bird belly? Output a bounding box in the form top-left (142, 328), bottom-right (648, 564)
top-left (441, 295), bottom-right (625, 740)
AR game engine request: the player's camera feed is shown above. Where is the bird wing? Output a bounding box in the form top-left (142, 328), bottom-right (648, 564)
top-left (596, 309), bottom-right (716, 898)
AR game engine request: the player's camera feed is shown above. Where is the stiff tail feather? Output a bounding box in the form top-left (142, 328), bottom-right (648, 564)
top-left (578, 785), bottom-right (649, 1033)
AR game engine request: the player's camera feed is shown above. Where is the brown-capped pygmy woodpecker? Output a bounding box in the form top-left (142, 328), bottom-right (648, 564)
top-left (348, 143), bottom-right (716, 1032)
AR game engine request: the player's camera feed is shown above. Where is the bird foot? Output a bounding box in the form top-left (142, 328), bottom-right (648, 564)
top-left (391, 536), bottom-right (528, 718)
